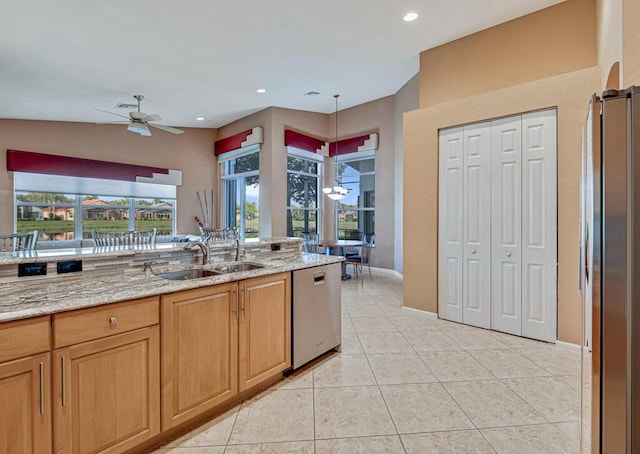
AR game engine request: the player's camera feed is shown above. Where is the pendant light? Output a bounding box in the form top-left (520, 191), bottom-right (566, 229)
top-left (323, 94), bottom-right (348, 201)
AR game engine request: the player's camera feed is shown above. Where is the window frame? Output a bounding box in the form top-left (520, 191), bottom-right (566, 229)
top-left (218, 145), bottom-right (261, 239)
top-left (335, 150), bottom-right (375, 240)
top-left (286, 147), bottom-right (323, 238)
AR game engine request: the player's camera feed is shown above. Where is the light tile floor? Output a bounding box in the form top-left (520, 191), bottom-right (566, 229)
top-left (153, 269), bottom-right (582, 454)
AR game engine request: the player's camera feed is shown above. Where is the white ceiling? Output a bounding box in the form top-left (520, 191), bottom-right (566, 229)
top-left (0, 0), bottom-right (564, 129)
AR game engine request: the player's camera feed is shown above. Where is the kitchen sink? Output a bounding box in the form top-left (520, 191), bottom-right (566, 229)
top-left (158, 269), bottom-right (221, 280)
top-left (214, 263), bottom-right (265, 273)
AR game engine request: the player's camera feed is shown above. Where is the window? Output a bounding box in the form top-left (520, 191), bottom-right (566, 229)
top-left (286, 148), bottom-right (322, 237)
top-left (220, 149), bottom-right (260, 238)
top-left (14, 173), bottom-right (177, 241)
top-left (16, 193), bottom-right (176, 240)
top-left (336, 152), bottom-right (375, 240)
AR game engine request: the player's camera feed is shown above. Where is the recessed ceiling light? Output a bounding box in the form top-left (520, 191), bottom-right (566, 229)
top-left (403, 12), bottom-right (418, 22)
top-left (196, 117), bottom-right (205, 121)
top-left (257, 88), bottom-right (267, 94)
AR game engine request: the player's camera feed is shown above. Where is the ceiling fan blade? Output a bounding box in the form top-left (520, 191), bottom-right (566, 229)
top-left (142, 114), bottom-right (161, 122)
top-left (94, 108), bottom-right (130, 119)
top-left (96, 121), bottom-right (130, 124)
top-left (148, 124), bottom-right (184, 135)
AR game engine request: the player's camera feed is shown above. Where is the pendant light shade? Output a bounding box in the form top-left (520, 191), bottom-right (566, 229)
top-left (324, 94), bottom-right (347, 201)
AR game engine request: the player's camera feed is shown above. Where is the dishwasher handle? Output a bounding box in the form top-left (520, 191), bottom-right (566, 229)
top-left (313, 271), bottom-right (325, 285)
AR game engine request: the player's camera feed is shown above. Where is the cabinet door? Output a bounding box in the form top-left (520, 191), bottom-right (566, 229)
top-left (491, 116), bottom-right (523, 336)
top-left (161, 283), bottom-right (238, 429)
top-left (521, 109), bottom-right (557, 342)
top-left (438, 127), bottom-right (464, 323)
top-left (463, 122), bottom-right (492, 329)
top-left (53, 327), bottom-right (160, 454)
top-left (238, 273), bottom-right (291, 392)
top-left (0, 353), bottom-right (51, 454)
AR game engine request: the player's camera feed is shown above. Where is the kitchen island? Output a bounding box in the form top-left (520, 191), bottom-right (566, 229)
top-left (0, 239), bottom-right (343, 454)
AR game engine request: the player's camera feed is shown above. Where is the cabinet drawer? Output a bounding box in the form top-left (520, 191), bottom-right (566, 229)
top-left (53, 296), bottom-right (159, 348)
top-left (0, 316), bottom-right (50, 363)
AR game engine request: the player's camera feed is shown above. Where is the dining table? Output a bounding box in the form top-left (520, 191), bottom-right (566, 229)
top-left (318, 239), bottom-right (363, 280)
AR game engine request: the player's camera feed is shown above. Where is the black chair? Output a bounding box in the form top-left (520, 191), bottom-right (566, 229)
top-left (346, 233), bottom-right (375, 283)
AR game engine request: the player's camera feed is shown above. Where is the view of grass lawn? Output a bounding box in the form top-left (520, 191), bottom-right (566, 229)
top-left (18, 219), bottom-right (173, 240)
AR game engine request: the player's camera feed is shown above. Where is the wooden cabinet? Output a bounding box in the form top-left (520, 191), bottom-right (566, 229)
top-left (161, 283), bottom-right (238, 429)
top-left (52, 298), bottom-right (160, 454)
top-left (161, 272), bottom-right (292, 427)
top-left (238, 272), bottom-right (291, 392)
top-left (0, 353), bottom-right (51, 454)
top-left (0, 316), bottom-right (52, 454)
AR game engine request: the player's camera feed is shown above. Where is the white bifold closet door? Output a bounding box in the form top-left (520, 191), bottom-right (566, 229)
top-left (520, 110), bottom-right (557, 342)
top-left (491, 116), bottom-right (523, 336)
top-left (438, 127), bottom-right (464, 323)
top-left (462, 122), bottom-right (492, 329)
top-left (438, 109), bottom-right (557, 342)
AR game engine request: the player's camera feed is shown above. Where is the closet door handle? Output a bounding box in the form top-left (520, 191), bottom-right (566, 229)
top-left (506, 252), bottom-right (512, 257)
top-left (471, 249), bottom-right (477, 255)
top-left (39, 362), bottom-right (45, 415)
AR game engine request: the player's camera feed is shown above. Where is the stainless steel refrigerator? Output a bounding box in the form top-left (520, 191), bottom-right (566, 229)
top-left (581, 86), bottom-right (640, 453)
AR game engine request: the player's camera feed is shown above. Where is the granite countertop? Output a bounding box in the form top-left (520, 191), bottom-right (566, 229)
top-left (0, 252), bottom-right (342, 323)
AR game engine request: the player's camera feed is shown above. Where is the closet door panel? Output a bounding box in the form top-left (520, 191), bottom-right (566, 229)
top-left (463, 122), bottom-right (491, 329)
top-left (521, 109), bottom-right (557, 342)
top-left (438, 127), bottom-right (464, 323)
top-left (491, 116), bottom-right (522, 336)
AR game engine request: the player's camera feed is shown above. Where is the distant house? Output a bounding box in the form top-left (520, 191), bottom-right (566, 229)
top-left (17, 205), bottom-right (44, 221)
top-left (137, 202), bottom-right (172, 220)
top-left (82, 199), bottom-right (108, 220)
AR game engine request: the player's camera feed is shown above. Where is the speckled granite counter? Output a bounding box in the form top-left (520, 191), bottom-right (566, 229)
top-left (0, 252), bottom-right (342, 323)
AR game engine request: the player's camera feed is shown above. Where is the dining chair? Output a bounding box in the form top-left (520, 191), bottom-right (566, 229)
top-left (91, 227), bottom-right (157, 247)
top-left (302, 233), bottom-right (320, 253)
top-left (0, 230), bottom-right (39, 252)
top-left (346, 233), bottom-right (375, 283)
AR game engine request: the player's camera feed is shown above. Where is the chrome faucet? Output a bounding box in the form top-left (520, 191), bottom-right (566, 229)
top-left (234, 239), bottom-right (244, 261)
top-left (183, 241), bottom-right (209, 265)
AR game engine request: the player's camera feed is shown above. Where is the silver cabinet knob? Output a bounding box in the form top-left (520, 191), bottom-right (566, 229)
top-left (471, 249), bottom-right (477, 255)
top-left (506, 252), bottom-right (512, 257)
top-left (109, 316), bottom-right (117, 325)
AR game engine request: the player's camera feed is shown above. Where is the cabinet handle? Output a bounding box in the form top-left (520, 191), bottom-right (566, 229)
top-left (61, 356), bottom-right (66, 407)
top-left (39, 361), bottom-right (45, 415)
top-left (241, 286), bottom-right (247, 315)
top-left (233, 288), bottom-right (238, 319)
top-left (109, 316), bottom-right (117, 325)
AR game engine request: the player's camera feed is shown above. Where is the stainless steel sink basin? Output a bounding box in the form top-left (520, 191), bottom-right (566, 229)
top-left (158, 269), bottom-right (221, 280)
top-left (214, 263), bottom-right (265, 274)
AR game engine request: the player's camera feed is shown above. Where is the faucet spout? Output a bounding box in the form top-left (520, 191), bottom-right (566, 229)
top-left (183, 241), bottom-right (209, 265)
top-left (235, 239), bottom-right (243, 261)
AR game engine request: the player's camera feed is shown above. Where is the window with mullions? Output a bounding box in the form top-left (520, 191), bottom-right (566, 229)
top-left (336, 153), bottom-right (375, 240)
top-left (220, 150), bottom-right (260, 238)
top-left (286, 150), bottom-right (322, 237)
top-left (16, 192), bottom-right (176, 241)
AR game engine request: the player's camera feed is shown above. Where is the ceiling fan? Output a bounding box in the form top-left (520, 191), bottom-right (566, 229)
top-left (95, 94), bottom-right (184, 136)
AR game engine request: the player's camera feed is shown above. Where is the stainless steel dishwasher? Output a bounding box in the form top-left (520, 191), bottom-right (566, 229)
top-left (292, 262), bottom-right (341, 369)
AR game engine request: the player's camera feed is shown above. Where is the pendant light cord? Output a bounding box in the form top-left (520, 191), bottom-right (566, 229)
top-left (334, 94), bottom-right (339, 184)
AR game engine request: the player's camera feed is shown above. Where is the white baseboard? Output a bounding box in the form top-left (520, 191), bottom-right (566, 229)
top-left (402, 306), bottom-right (438, 319)
top-left (555, 340), bottom-right (581, 352)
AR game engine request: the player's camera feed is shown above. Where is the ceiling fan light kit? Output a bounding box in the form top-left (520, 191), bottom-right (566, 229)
top-left (96, 94), bottom-right (184, 137)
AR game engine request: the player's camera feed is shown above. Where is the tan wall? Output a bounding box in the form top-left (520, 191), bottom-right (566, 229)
top-left (0, 120), bottom-right (217, 235)
top-left (393, 74), bottom-right (420, 273)
top-left (419, 0), bottom-right (597, 108)
top-left (404, 67), bottom-right (601, 343)
top-left (622, 0), bottom-right (640, 85)
top-left (596, 0), bottom-right (622, 89)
